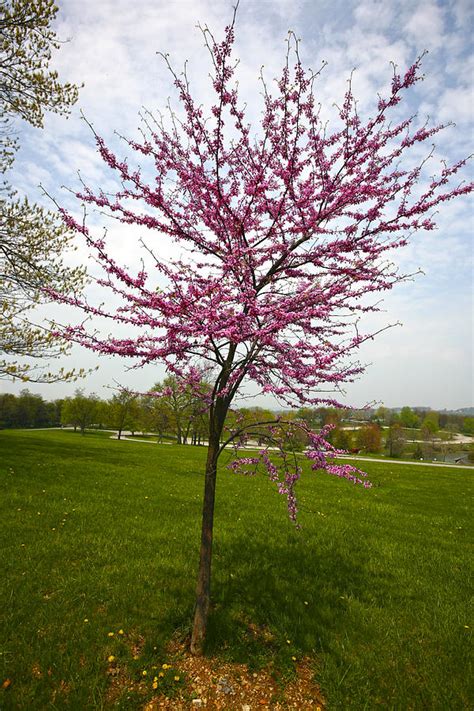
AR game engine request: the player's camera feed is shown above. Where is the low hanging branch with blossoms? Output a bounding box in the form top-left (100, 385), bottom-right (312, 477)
top-left (47, 4), bottom-right (472, 654)
top-left (222, 413), bottom-right (371, 524)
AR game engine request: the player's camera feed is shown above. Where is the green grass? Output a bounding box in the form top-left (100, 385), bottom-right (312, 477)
top-left (1, 430), bottom-right (473, 709)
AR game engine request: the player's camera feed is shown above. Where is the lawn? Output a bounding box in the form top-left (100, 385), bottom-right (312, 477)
top-left (1, 429), bottom-right (472, 709)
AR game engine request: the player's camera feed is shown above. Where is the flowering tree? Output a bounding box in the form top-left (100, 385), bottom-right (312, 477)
top-left (49, 10), bottom-right (472, 654)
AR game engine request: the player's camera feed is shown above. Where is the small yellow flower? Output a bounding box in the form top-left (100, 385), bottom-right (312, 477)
top-left (158, 671), bottom-right (164, 678)
top-left (162, 663), bottom-right (170, 669)
top-left (174, 675), bottom-right (180, 681)
top-left (292, 656), bottom-right (297, 661)
top-left (108, 632), bottom-right (114, 637)
top-left (464, 625), bottom-right (470, 629)
top-left (142, 670), bottom-right (147, 676)
top-left (286, 639), bottom-right (291, 644)
top-left (133, 655), bottom-right (139, 660)
top-left (153, 676), bottom-right (158, 682)
top-left (152, 681), bottom-right (158, 689)
top-left (118, 629), bottom-right (124, 635)
top-left (108, 655), bottom-right (115, 663)
top-left (84, 618), bottom-right (89, 623)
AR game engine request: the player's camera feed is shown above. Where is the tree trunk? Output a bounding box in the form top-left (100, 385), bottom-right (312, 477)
top-left (190, 409), bottom-right (225, 655)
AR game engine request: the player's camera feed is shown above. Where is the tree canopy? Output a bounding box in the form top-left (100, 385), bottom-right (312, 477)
top-left (0, 0), bottom-right (84, 382)
top-left (0, 0), bottom-right (78, 126)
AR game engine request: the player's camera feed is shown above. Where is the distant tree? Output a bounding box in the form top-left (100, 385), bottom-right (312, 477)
top-left (140, 394), bottom-right (173, 442)
top-left (331, 426), bottom-right (353, 451)
top-left (421, 425), bottom-right (437, 460)
top-left (276, 411), bottom-right (309, 451)
top-left (412, 443), bottom-right (423, 460)
top-left (386, 424), bottom-right (406, 458)
top-left (225, 406), bottom-right (275, 442)
top-left (399, 407), bottom-right (420, 429)
top-left (15, 388), bottom-right (47, 427)
top-left (373, 406), bottom-right (389, 425)
top-left (0, 392), bottom-right (17, 427)
top-left (60, 389), bottom-right (98, 435)
top-left (422, 411), bottom-right (439, 434)
top-left (438, 413), bottom-right (449, 429)
top-left (148, 375), bottom-right (210, 445)
top-left (295, 407), bottom-right (321, 429)
top-left (189, 395), bottom-right (210, 445)
top-left (107, 389), bottom-right (141, 440)
top-left (0, 389), bottom-right (58, 427)
top-left (388, 410), bottom-right (401, 426)
top-left (319, 407), bottom-right (343, 427)
top-left (463, 417), bottom-right (474, 436)
top-left (356, 423), bottom-right (382, 453)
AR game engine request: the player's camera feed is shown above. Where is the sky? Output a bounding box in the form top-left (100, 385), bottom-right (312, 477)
top-left (2, 0), bottom-right (473, 410)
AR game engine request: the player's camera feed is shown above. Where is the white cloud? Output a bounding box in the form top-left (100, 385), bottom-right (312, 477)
top-left (404, 1), bottom-right (446, 50)
top-left (3, 0), bottom-right (472, 409)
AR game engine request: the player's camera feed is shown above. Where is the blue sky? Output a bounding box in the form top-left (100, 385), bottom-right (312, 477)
top-left (3, 0), bottom-right (473, 409)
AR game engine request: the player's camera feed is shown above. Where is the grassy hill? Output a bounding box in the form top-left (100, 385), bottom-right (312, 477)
top-left (1, 430), bottom-right (472, 709)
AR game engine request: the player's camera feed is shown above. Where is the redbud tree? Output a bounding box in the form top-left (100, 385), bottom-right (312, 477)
top-left (50, 9), bottom-right (472, 653)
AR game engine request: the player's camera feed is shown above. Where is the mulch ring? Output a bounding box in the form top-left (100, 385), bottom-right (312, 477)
top-left (140, 640), bottom-right (326, 710)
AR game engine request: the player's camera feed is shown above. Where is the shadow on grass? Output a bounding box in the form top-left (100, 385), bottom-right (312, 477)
top-left (203, 532), bottom-right (395, 669)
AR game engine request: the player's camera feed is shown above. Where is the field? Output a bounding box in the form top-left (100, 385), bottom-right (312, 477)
top-left (1, 430), bottom-right (472, 709)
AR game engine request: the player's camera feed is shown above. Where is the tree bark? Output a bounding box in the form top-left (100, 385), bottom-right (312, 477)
top-left (190, 407), bottom-right (226, 655)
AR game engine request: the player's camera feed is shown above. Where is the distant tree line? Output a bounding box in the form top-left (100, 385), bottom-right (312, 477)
top-left (0, 390), bottom-right (62, 428)
top-left (1, 388), bottom-right (473, 461)
top-left (0, 377), bottom-right (211, 443)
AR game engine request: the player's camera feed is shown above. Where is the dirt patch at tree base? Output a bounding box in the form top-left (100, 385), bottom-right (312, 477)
top-left (105, 633), bottom-right (326, 710)
top-left (141, 640), bottom-right (326, 710)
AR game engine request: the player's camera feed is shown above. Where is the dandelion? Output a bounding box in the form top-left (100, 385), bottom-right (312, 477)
top-left (152, 681), bottom-right (158, 689)
top-left (84, 619), bottom-right (89, 623)
top-left (118, 629), bottom-right (124, 635)
top-left (174, 675), bottom-right (180, 681)
top-left (292, 656), bottom-right (297, 661)
top-left (158, 672), bottom-right (164, 678)
top-left (108, 655), bottom-right (115, 663)
top-left (108, 632), bottom-right (114, 637)
top-left (142, 670), bottom-right (147, 676)
top-left (286, 639), bottom-right (291, 644)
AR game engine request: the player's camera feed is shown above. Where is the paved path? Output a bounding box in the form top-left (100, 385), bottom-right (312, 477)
top-left (21, 428), bottom-right (473, 469)
top-left (109, 434), bottom-right (172, 444)
top-left (337, 455), bottom-right (473, 470)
